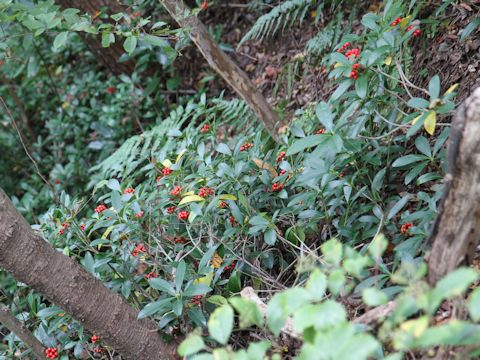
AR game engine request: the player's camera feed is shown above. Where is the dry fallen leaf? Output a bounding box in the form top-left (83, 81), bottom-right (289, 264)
top-left (252, 158), bottom-right (278, 178)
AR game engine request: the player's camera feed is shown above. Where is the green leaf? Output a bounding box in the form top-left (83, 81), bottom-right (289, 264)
top-left (305, 269), bottom-right (327, 301)
top-left (414, 136), bottom-right (431, 157)
top-left (387, 194), bottom-right (411, 220)
top-left (328, 269), bottom-right (346, 295)
top-left (208, 304), bottom-right (234, 344)
top-left (286, 135), bottom-right (324, 156)
top-left (216, 143), bottom-right (231, 155)
top-left (175, 260), bottom-right (186, 290)
top-left (207, 295), bottom-right (228, 306)
top-left (267, 288), bottom-right (311, 336)
top-left (316, 102), bottom-right (333, 131)
top-left (468, 288), bottom-right (480, 321)
top-left (407, 97), bottom-right (429, 110)
top-left (229, 297), bottom-right (263, 328)
top-left (101, 32), bottom-right (115, 47)
top-left (137, 298), bottom-right (172, 319)
top-left (355, 75), bottom-right (368, 99)
top-left (361, 13), bottom-right (379, 30)
top-left (392, 155), bottom-right (426, 167)
top-left (368, 233), bottom-right (388, 259)
top-left (428, 75), bottom-right (441, 100)
top-left (263, 228), bottom-right (277, 245)
top-left (331, 79), bottom-right (352, 101)
top-left (149, 278), bottom-right (176, 296)
top-left (460, 17), bottom-right (480, 40)
top-left (321, 238), bottom-right (343, 266)
top-left (292, 300), bottom-right (346, 332)
top-left (183, 284), bottom-right (211, 297)
top-left (123, 36), bottom-right (137, 54)
top-left (143, 34), bottom-right (168, 47)
top-left (178, 335), bottom-right (205, 356)
top-left (362, 288), bottom-right (388, 306)
top-left (107, 179), bottom-right (121, 191)
top-left (53, 32), bottom-right (68, 50)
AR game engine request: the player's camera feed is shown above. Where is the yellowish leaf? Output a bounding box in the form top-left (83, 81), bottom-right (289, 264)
top-left (412, 113), bottom-right (422, 125)
top-left (194, 272), bottom-right (213, 286)
top-left (211, 252), bottom-right (223, 269)
top-left (252, 158), bottom-right (278, 178)
top-left (176, 149), bottom-right (187, 164)
top-left (384, 56), bottom-right (392, 66)
top-left (179, 195), bottom-right (205, 205)
top-left (399, 15), bottom-right (412, 29)
top-left (424, 111), bottom-right (436, 135)
top-left (183, 191), bottom-right (195, 196)
top-left (161, 159), bottom-right (172, 168)
top-left (334, 62), bottom-right (342, 68)
top-left (445, 83), bottom-right (459, 95)
top-left (400, 316), bottom-right (429, 338)
top-left (219, 194), bottom-right (237, 201)
top-left (101, 226), bottom-right (114, 240)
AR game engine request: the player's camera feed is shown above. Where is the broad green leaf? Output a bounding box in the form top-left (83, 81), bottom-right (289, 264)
top-left (355, 75), bottom-right (368, 99)
top-left (321, 238), bottom-right (343, 266)
top-left (175, 260), bottom-right (186, 290)
top-left (407, 97), bottom-right (429, 110)
top-left (305, 269), bottom-right (327, 301)
top-left (392, 155), bottom-right (426, 167)
top-left (267, 288), bottom-right (311, 336)
top-left (107, 179), bottom-right (121, 191)
top-left (263, 228), bottom-right (277, 245)
top-left (149, 278), bottom-right (176, 296)
top-left (53, 31), bottom-right (68, 50)
top-left (316, 102), bottom-right (333, 131)
top-left (368, 233), bottom-right (388, 259)
top-left (362, 288), bottom-right (388, 306)
top-left (331, 79), bottom-right (352, 101)
top-left (208, 304), bottom-right (234, 345)
top-left (468, 288), bottom-right (480, 321)
top-left (137, 298), bottom-right (172, 319)
top-left (178, 335), bottom-right (205, 356)
top-left (286, 135), bottom-right (324, 156)
top-left (229, 297), bottom-right (263, 328)
top-left (216, 143), bottom-right (231, 155)
top-left (387, 194), bottom-right (411, 220)
top-left (428, 75), bottom-right (440, 100)
top-left (123, 36), bottom-right (137, 54)
top-left (414, 136), bottom-right (431, 157)
top-left (292, 300), bottom-right (346, 332)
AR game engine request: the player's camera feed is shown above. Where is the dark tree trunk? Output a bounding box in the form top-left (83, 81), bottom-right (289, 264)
top-left (0, 304), bottom-right (45, 359)
top-left (427, 87), bottom-right (480, 284)
top-left (160, 0), bottom-right (284, 141)
top-left (56, 0), bottom-right (136, 75)
top-left (0, 188), bottom-right (177, 360)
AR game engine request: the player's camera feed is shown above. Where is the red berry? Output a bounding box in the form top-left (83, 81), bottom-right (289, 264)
top-left (162, 167), bottom-right (172, 176)
top-left (132, 244), bottom-right (146, 257)
top-left (136, 211), bottom-right (144, 218)
top-left (279, 169), bottom-right (287, 175)
top-left (229, 215), bottom-right (235, 226)
top-left (54, 178), bottom-right (60, 184)
top-left (174, 237), bottom-right (186, 244)
top-left (45, 348), bottom-right (58, 359)
top-left (106, 86), bottom-right (116, 94)
top-left (200, 123), bottom-right (210, 133)
top-left (316, 128), bottom-right (326, 135)
top-left (277, 151), bottom-right (286, 163)
top-left (133, 11), bottom-right (141, 17)
top-left (124, 187), bottom-right (135, 194)
top-left (198, 187), bottom-right (214, 197)
top-left (156, 175), bottom-right (162, 182)
top-left (178, 211), bottom-right (190, 221)
top-left (401, 222), bottom-right (413, 235)
top-left (391, 17), bottom-right (402, 26)
top-left (413, 29), bottom-right (421, 37)
top-left (191, 294), bottom-right (204, 305)
top-left (93, 347), bottom-right (103, 353)
top-left (200, 0), bottom-right (208, 10)
top-left (145, 271), bottom-right (158, 279)
top-left (219, 201), bottom-right (228, 208)
top-left (167, 206), bottom-right (176, 214)
top-left (271, 182), bottom-right (284, 192)
top-left (80, 224), bottom-right (85, 231)
top-left (170, 185), bottom-right (182, 196)
top-left (239, 142), bottom-right (254, 152)
top-left (91, 335), bottom-right (100, 343)
top-left (94, 204), bottom-right (107, 214)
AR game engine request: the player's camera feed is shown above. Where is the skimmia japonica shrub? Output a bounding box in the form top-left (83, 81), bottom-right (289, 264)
top-left (1, 0), bottom-right (479, 359)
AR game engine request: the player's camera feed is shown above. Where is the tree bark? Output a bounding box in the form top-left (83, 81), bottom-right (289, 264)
top-left (55, 0), bottom-right (136, 75)
top-left (0, 304), bottom-right (45, 359)
top-left (0, 188), bottom-right (177, 360)
top-left (427, 87), bottom-right (480, 284)
top-left (160, 0), bottom-right (283, 141)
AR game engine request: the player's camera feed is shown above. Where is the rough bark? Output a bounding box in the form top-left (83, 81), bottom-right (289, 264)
top-left (160, 0), bottom-right (283, 141)
top-left (0, 188), bottom-right (177, 360)
top-left (0, 304), bottom-right (45, 359)
top-left (427, 87), bottom-right (480, 284)
top-left (55, 0), bottom-right (136, 75)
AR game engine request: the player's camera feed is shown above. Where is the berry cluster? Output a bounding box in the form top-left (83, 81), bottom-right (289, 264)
top-left (229, 215), bottom-right (236, 226)
top-left (349, 63), bottom-right (362, 80)
top-left (106, 86), bottom-right (116, 95)
top-left (240, 142), bottom-right (254, 152)
top-left (94, 204), bottom-right (107, 214)
top-left (407, 25), bottom-right (421, 37)
top-left (132, 244), bottom-right (146, 257)
top-left (45, 348), bottom-right (58, 359)
top-left (401, 222), bottom-right (413, 235)
top-left (337, 42), bottom-right (351, 52)
top-left (316, 128), bottom-right (326, 135)
top-left (178, 211), bottom-right (190, 221)
top-left (58, 222), bottom-right (70, 235)
top-left (167, 206), bottom-right (176, 214)
top-left (145, 271), bottom-right (158, 279)
top-left (391, 17), bottom-right (402, 26)
top-left (277, 151), bottom-right (286, 163)
top-left (124, 187), bottom-right (135, 194)
top-left (170, 185), bottom-right (182, 196)
top-left (80, 223), bottom-right (85, 231)
top-left (224, 261), bottom-right (236, 272)
top-left (93, 347), bottom-right (103, 354)
top-left (191, 295), bottom-right (203, 305)
top-left (345, 48), bottom-right (360, 60)
top-left (200, 123), bottom-right (210, 133)
top-left (91, 335), bottom-right (100, 344)
top-left (162, 167), bottom-right (172, 176)
top-left (174, 237), bottom-right (186, 244)
top-left (219, 201), bottom-right (228, 208)
top-left (136, 211), bottom-right (144, 218)
top-left (198, 187), bottom-right (214, 197)
top-left (271, 182), bottom-right (284, 192)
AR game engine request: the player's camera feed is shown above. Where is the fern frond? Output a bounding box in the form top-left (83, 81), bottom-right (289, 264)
top-left (239, 0), bottom-right (315, 45)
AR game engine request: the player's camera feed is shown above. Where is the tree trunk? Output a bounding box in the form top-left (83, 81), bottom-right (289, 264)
top-left (160, 0), bottom-right (283, 141)
top-left (0, 188), bottom-right (177, 360)
top-left (55, 0), bottom-right (136, 75)
top-left (427, 87), bottom-right (480, 284)
top-left (0, 304), bottom-right (45, 359)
